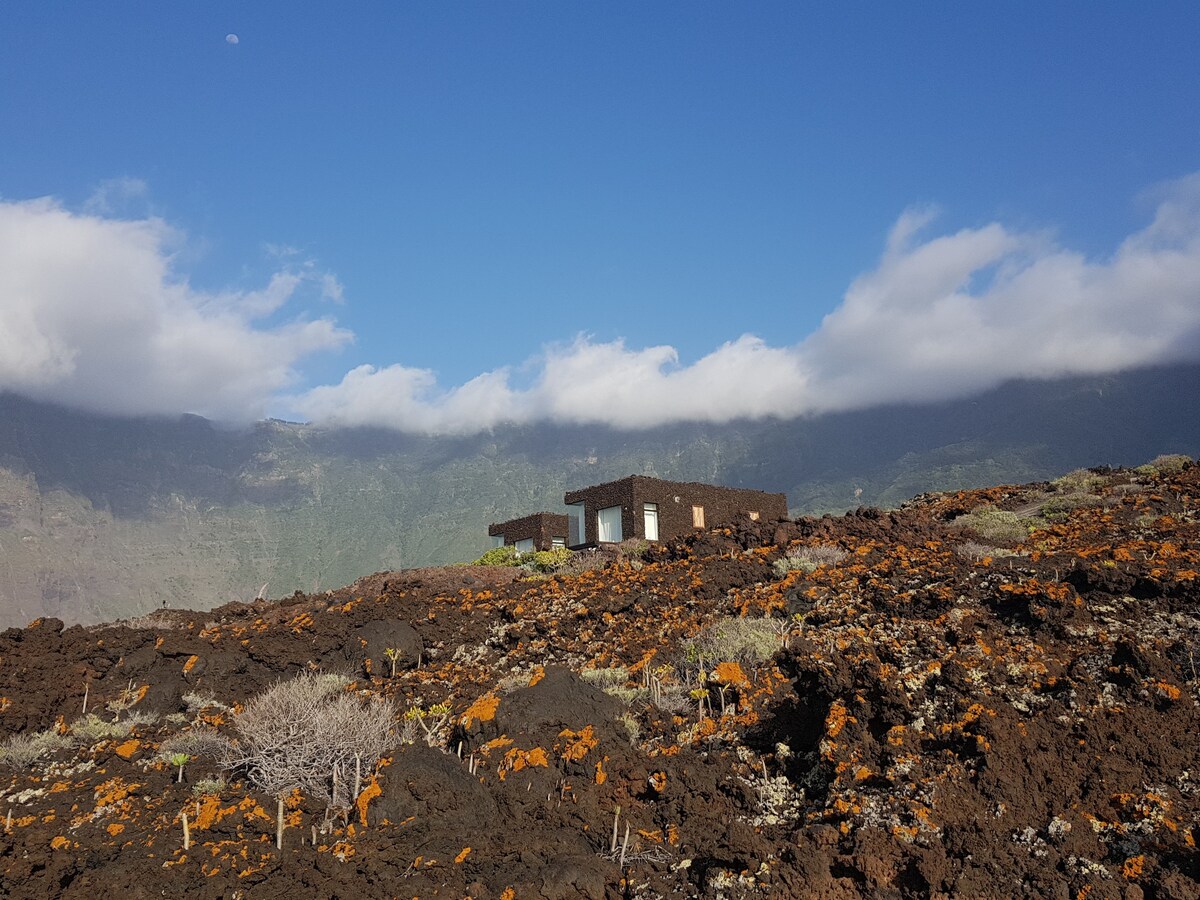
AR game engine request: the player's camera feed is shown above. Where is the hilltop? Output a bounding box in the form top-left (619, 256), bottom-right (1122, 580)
top-left (0, 457), bottom-right (1196, 898)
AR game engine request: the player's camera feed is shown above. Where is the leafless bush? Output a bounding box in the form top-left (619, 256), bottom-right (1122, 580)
top-left (182, 692), bottom-right (233, 715)
top-left (650, 683), bottom-right (691, 715)
top-left (956, 541), bottom-right (996, 562)
top-left (556, 549), bottom-right (611, 577)
top-left (229, 672), bottom-right (397, 806)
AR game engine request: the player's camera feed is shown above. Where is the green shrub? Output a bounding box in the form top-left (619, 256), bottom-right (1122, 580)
top-left (690, 616), bottom-right (780, 667)
top-left (528, 547), bottom-right (573, 573)
top-left (772, 544), bottom-right (848, 578)
top-left (1141, 454), bottom-right (1192, 476)
top-left (473, 545), bottom-right (524, 567)
top-left (473, 544), bottom-right (574, 573)
top-left (191, 777), bottom-right (227, 797)
top-left (1051, 468), bottom-right (1111, 494)
top-left (70, 713), bottom-right (133, 744)
top-left (1041, 492), bottom-right (1105, 519)
top-left (951, 506), bottom-right (1030, 545)
top-left (580, 666), bottom-right (632, 690)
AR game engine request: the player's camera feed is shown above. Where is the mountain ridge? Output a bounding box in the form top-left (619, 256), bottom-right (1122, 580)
top-left (1, 362), bottom-right (1198, 626)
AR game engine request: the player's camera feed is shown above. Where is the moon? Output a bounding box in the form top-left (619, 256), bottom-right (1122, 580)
top-left (225, 33), bottom-right (239, 45)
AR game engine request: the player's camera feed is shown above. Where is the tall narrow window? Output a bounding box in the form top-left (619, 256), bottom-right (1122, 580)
top-left (643, 503), bottom-right (659, 541)
top-left (597, 505), bottom-right (623, 542)
top-left (692, 505), bottom-right (705, 528)
top-left (567, 503), bottom-right (584, 546)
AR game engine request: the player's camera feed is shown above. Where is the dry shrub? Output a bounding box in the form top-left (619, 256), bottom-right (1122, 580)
top-left (0, 729), bottom-right (69, 769)
top-left (229, 672), bottom-right (397, 806)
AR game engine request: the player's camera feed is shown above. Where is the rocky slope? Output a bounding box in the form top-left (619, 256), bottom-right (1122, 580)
top-left (0, 459), bottom-right (1196, 898)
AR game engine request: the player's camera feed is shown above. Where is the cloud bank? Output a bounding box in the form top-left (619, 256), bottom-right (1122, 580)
top-left (0, 197), bottom-right (351, 421)
top-left (3, 176), bottom-right (1200, 431)
top-left (295, 174), bottom-right (1200, 432)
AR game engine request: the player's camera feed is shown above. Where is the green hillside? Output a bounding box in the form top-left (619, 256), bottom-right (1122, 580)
top-left (0, 364), bottom-right (1197, 626)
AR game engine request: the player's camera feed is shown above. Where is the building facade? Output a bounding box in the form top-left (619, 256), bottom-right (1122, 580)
top-left (562, 475), bottom-right (788, 547)
top-left (487, 512), bottom-right (570, 553)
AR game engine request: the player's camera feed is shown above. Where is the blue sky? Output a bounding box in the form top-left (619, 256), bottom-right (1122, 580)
top-left (2, 3), bottom-right (1199, 430)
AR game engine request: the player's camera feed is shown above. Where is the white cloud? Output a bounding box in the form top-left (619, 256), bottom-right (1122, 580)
top-left (83, 176), bottom-right (150, 216)
top-left (7, 175), bottom-right (1200, 433)
top-left (292, 173), bottom-right (1200, 433)
top-left (0, 196), bottom-right (351, 421)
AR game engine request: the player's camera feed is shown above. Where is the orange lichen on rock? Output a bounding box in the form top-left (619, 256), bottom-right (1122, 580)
top-left (711, 661), bottom-right (749, 687)
top-left (499, 746), bottom-right (549, 780)
top-left (557, 725), bottom-right (599, 762)
top-left (113, 739), bottom-right (140, 760)
top-left (460, 693), bottom-right (500, 727)
top-left (182, 655), bottom-right (200, 675)
top-left (454, 847), bottom-right (472, 863)
top-left (356, 776), bottom-right (382, 827)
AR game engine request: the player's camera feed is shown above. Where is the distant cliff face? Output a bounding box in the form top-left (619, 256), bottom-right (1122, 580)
top-left (1, 363), bottom-right (1198, 626)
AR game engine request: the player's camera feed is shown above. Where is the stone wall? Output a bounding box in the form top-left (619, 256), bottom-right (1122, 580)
top-left (564, 476), bottom-right (787, 545)
top-left (487, 512), bottom-right (569, 551)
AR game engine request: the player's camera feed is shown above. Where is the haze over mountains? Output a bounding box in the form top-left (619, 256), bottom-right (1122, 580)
top-left (0, 362), bottom-right (1197, 628)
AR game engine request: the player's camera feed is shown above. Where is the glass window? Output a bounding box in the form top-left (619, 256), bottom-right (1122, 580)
top-left (551, 536), bottom-right (566, 549)
top-left (514, 538), bottom-right (534, 553)
top-left (692, 505), bottom-right (705, 528)
top-left (567, 503), bottom-right (584, 546)
top-left (643, 503), bottom-right (659, 541)
top-left (597, 505), bottom-right (623, 542)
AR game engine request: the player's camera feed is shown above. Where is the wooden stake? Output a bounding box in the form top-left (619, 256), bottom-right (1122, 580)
top-left (82, 684), bottom-right (89, 716)
top-left (610, 805), bottom-right (621, 853)
top-left (180, 811), bottom-right (190, 851)
top-left (276, 797), bottom-right (285, 850)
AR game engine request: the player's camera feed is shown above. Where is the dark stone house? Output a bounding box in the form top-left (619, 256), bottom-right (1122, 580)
top-left (487, 512), bottom-right (570, 553)
top-left (563, 475), bottom-right (787, 547)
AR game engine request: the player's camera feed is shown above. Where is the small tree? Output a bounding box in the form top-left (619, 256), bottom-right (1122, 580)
top-left (383, 647), bottom-right (402, 677)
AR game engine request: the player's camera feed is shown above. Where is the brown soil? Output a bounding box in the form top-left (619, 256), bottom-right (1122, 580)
top-left (0, 466), bottom-right (1196, 898)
